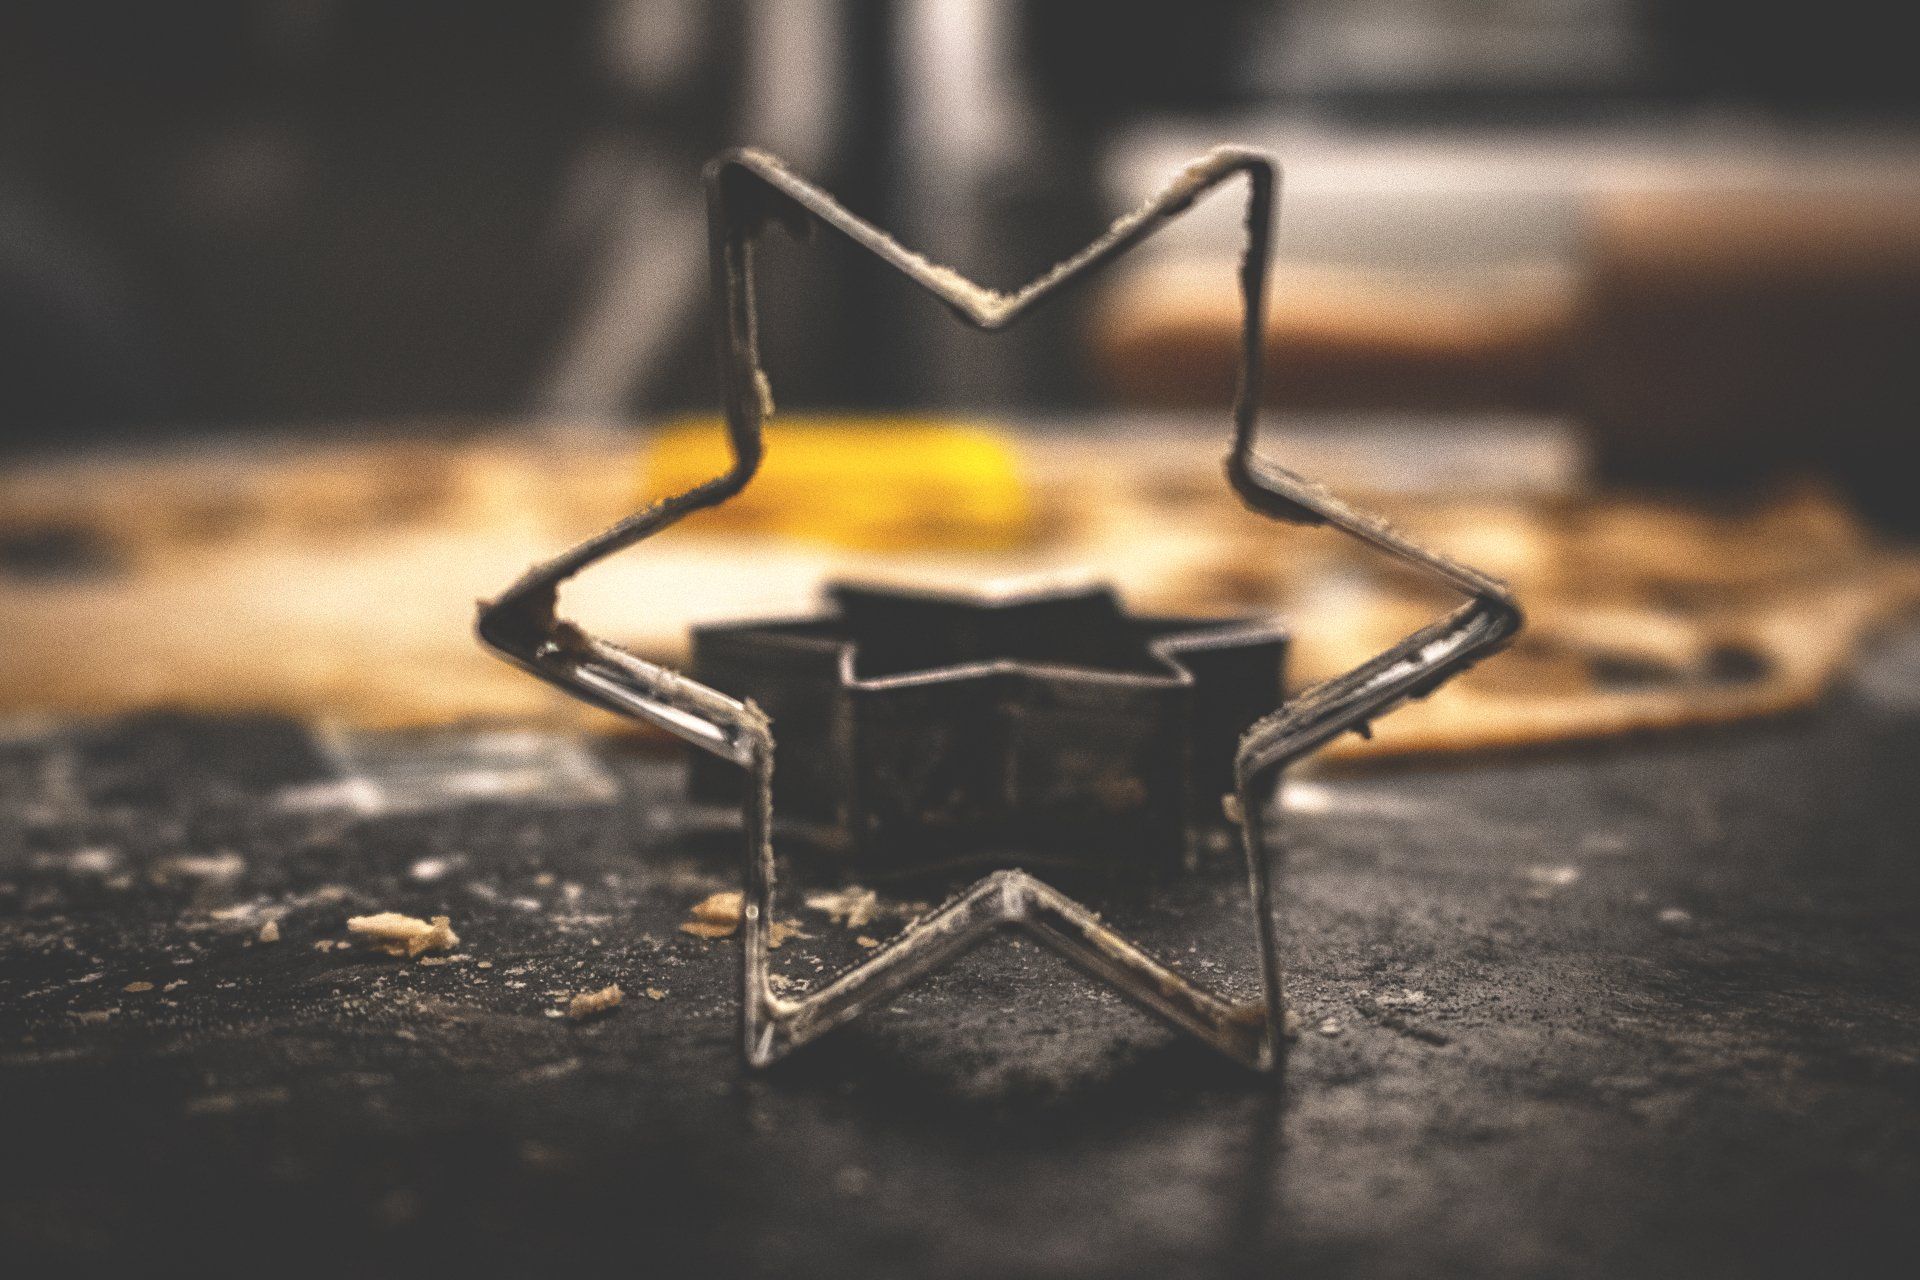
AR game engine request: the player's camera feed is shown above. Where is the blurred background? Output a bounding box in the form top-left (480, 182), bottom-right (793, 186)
top-left (4, 0), bottom-right (1920, 754)
top-left (6, 0), bottom-right (1919, 482)
top-left (14, 10), bottom-right (1920, 1274)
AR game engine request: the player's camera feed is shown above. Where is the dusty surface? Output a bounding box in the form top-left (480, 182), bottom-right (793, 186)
top-left (4, 630), bottom-right (1920, 1276)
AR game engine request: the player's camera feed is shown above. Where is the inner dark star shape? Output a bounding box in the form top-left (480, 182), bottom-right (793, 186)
top-left (689, 582), bottom-right (1288, 877)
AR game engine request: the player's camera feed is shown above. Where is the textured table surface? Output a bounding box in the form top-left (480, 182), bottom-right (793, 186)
top-left (5, 630), bottom-right (1920, 1278)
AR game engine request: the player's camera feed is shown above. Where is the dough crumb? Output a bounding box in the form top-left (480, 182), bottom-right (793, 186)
top-left (805, 887), bottom-right (879, 929)
top-left (644, 987), bottom-right (665, 1000)
top-left (855, 935), bottom-right (879, 949)
top-left (347, 912), bottom-right (460, 958)
top-left (568, 984), bottom-right (623, 1020)
top-left (679, 891), bottom-right (805, 947)
top-left (123, 981), bottom-right (153, 993)
top-left (258, 919), bottom-right (280, 944)
top-left (680, 891), bottom-right (741, 939)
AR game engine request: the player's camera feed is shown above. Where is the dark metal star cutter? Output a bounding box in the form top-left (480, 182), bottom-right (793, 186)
top-left (478, 146), bottom-right (1523, 1071)
top-left (687, 580), bottom-right (1289, 875)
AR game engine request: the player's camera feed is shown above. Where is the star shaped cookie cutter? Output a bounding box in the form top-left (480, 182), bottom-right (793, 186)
top-left (478, 146), bottom-right (1522, 1071)
top-left (687, 580), bottom-right (1288, 876)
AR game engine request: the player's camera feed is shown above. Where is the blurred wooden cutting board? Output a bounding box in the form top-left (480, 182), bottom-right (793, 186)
top-left (4, 421), bottom-right (1915, 761)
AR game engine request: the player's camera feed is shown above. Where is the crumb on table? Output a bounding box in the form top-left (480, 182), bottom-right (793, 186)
top-left (680, 891), bottom-right (742, 939)
top-left (805, 886), bottom-right (880, 929)
top-left (346, 912), bottom-right (459, 958)
top-left (567, 984), bottom-right (623, 1020)
top-left (679, 892), bottom-right (804, 947)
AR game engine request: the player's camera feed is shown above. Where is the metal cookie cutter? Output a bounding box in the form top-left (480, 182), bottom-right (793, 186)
top-left (688, 580), bottom-right (1288, 877)
top-left (477, 146), bottom-right (1522, 1071)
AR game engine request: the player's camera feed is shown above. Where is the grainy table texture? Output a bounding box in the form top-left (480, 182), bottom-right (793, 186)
top-left (5, 629), bottom-right (1920, 1278)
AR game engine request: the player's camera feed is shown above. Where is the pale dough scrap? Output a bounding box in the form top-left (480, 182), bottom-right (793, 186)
top-left (347, 912), bottom-right (459, 958)
top-left (568, 984), bottom-right (623, 1020)
top-left (679, 891), bottom-right (742, 939)
top-left (679, 891), bottom-right (804, 947)
top-left (804, 886), bottom-right (879, 929)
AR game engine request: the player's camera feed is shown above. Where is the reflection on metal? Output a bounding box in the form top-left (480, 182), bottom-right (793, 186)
top-left (478, 146), bottom-right (1522, 1070)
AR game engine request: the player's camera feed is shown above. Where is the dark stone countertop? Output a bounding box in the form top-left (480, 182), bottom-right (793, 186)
top-left (5, 631), bottom-right (1920, 1278)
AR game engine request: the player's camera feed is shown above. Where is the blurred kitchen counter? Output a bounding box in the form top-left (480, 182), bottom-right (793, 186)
top-left (3, 416), bottom-right (1916, 761)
